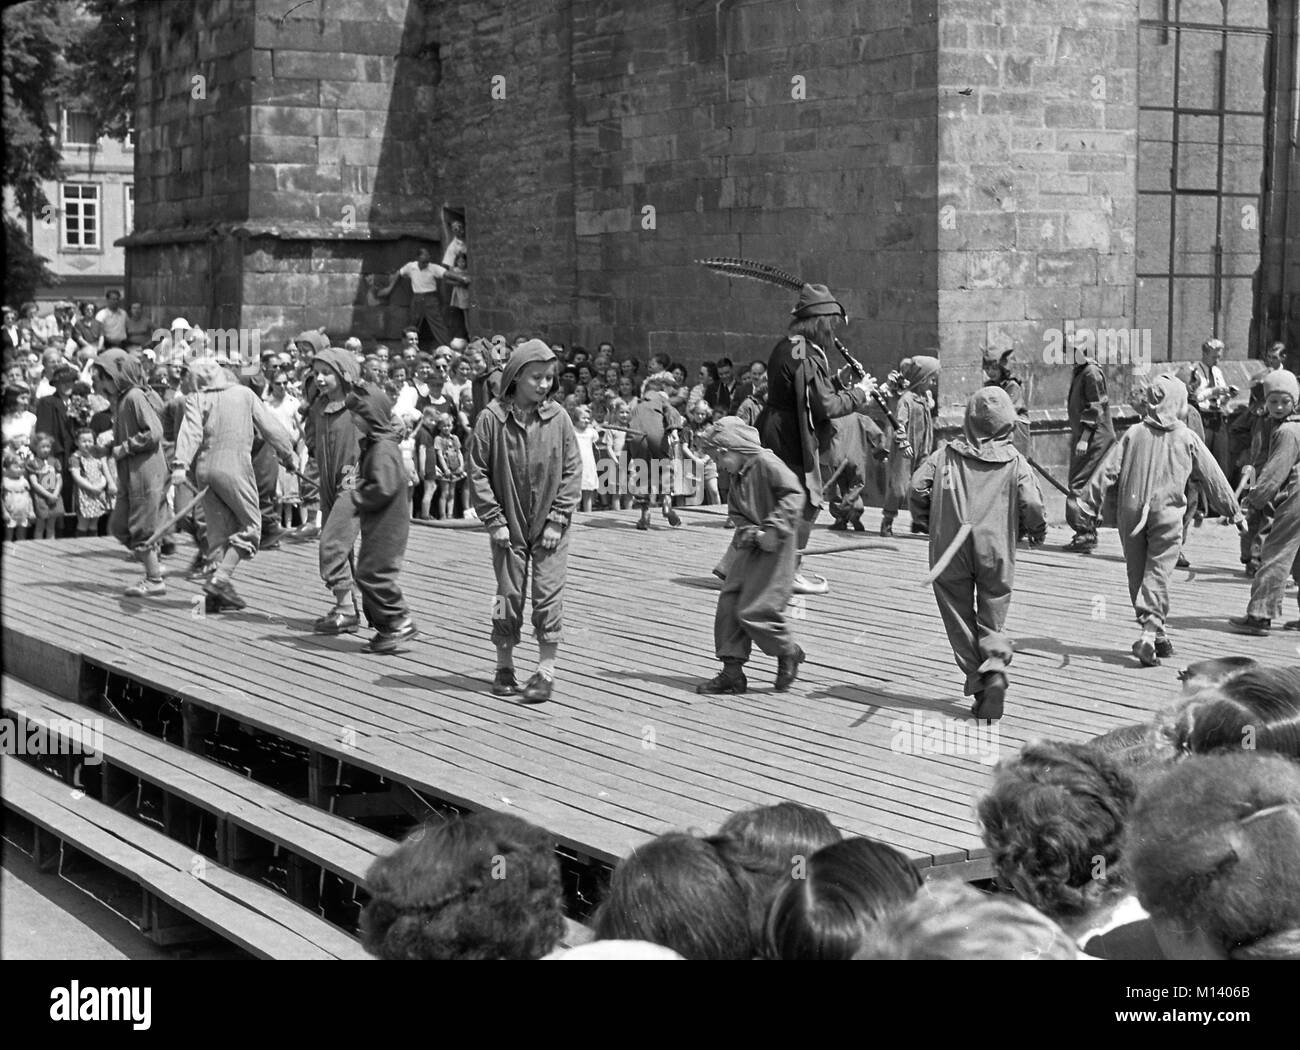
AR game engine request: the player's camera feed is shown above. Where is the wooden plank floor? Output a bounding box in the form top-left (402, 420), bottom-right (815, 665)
top-left (3, 504), bottom-right (1293, 872)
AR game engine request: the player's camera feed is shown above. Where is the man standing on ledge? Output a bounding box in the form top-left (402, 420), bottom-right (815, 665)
top-left (1064, 343), bottom-right (1116, 552)
top-left (755, 283), bottom-right (876, 595)
top-left (376, 246), bottom-right (471, 352)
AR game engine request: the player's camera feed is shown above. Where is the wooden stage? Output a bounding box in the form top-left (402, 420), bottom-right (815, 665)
top-left (4, 504), bottom-right (1294, 883)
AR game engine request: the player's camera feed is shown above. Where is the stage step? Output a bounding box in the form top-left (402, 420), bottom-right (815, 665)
top-left (1, 676), bottom-right (594, 954)
top-left (2, 759), bottom-right (370, 960)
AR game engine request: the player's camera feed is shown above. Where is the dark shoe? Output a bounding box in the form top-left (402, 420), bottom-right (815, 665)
top-left (1132, 636), bottom-right (1160, 667)
top-left (1284, 620), bottom-right (1300, 632)
top-left (1063, 532), bottom-right (1096, 552)
top-left (492, 668), bottom-right (519, 696)
top-left (367, 619), bottom-right (419, 653)
top-left (202, 577), bottom-right (246, 611)
top-left (880, 519), bottom-right (894, 537)
top-left (520, 672), bottom-right (552, 704)
top-left (159, 539), bottom-right (176, 557)
top-left (828, 518), bottom-right (849, 532)
top-left (313, 608), bottom-right (360, 634)
top-left (971, 672), bottom-right (1007, 721)
top-left (663, 506), bottom-right (682, 527)
top-left (635, 518), bottom-right (649, 531)
top-left (723, 516), bottom-right (737, 529)
top-left (1154, 634), bottom-right (1175, 659)
top-left (850, 514), bottom-right (865, 533)
top-left (1228, 615), bottom-right (1271, 636)
top-left (1245, 562), bottom-right (1259, 578)
top-left (774, 646), bottom-right (806, 692)
top-left (185, 553), bottom-right (211, 581)
top-left (696, 668), bottom-right (748, 694)
top-left (292, 523), bottom-right (320, 541)
top-left (1176, 553), bottom-right (1190, 569)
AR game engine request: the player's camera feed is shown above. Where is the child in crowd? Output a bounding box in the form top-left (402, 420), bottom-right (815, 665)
top-left (394, 411), bottom-right (418, 520)
top-left (626, 371), bottom-right (684, 530)
top-left (3, 452), bottom-right (34, 539)
top-left (344, 386), bottom-right (418, 653)
top-left (433, 412), bottom-right (467, 520)
top-left (681, 400), bottom-right (720, 506)
top-left (415, 406), bottom-right (440, 519)
top-left (1079, 375), bottom-right (1241, 664)
top-left (881, 355), bottom-right (940, 537)
top-left (26, 431), bottom-right (63, 539)
top-left (1231, 369), bottom-right (1300, 635)
top-left (572, 404), bottom-right (599, 512)
top-left (910, 387), bottom-right (1046, 721)
top-left (68, 426), bottom-right (114, 536)
top-left (92, 349), bottom-right (168, 597)
top-left (695, 417), bottom-right (807, 695)
top-left (467, 340), bottom-right (581, 704)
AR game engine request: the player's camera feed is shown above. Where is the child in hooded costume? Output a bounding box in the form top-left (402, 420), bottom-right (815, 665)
top-left (910, 387), bottom-right (1047, 721)
top-left (625, 371), bottom-right (684, 530)
top-left (881, 355), bottom-right (939, 537)
top-left (825, 406), bottom-right (885, 532)
top-left (468, 340), bottom-right (582, 703)
top-left (981, 347), bottom-right (1029, 453)
top-left (343, 386), bottom-right (418, 653)
top-left (695, 417), bottom-right (807, 694)
top-left (171, 357), bottom-right (298, 611)
top-left (1230, 369), bottom-right (1300, 635)
top-left (305, 345), bottom-right (369, 634)
top-left (1078, 375), bottom-right (1241, 666)
top-left (91, 349), bottom-right (169, 597)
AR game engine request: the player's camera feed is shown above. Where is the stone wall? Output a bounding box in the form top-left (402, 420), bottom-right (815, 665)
top-left (935, 0), bottom-right (1140, 408)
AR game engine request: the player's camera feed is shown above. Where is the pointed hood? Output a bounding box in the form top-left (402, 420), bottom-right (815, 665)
top-left (344, 386), bottom-right (397, 439)
top-left (94, 348), bottom-right (163, 413)
top-left (901, 355), bottom-right (940, 394)
top-left (500, 339), bottom-right (556, 396)
top-left (949, 387), bottom-right (1019, 463)
top-left (1142, 374), bottom-right (1188, 431)
top-left (695, 416), bottom-right (765, 457)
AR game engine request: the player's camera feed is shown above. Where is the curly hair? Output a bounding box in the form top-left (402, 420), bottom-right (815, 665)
top-left (1126, 752), bottom-right (1300, 960)
top-left (359, 811), bottom-right (566, 960)
top-left (1164, 665), bottom-right (1300, 762)
top-left (854, 878), bottom-right (1078, 960)
top-left (592, 832), bottom-right (754, 959)
top-left (976, 741), bottom-right (1136, 923)
top-left (762, 837), bottom-right (921, 960)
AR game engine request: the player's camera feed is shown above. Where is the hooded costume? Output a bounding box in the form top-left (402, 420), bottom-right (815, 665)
top-left (467, 340), bottom-right (582, 647)
top-left (825, 408), bottom-right (885, 529)
top-left (1065, 355), bottom-right (1117, 536)
top-left (1079, 375), bottom-right (1238, 635)
top-left (626, 385), bottom-right (684, 510)
top-left (95, 349), bottom-right (167, 551)
top-left (1242, 370), bottom-right (1300, 622)
top-left (700, 418), bottom-right (807, 666)
top-left (909, 388), bottom-right (1047, 699)
top-left (883, 356), bottom-right (940, 523)
top-left (756, 286), bottom-right (868, 536)
top-left (343, 386), bottom-right (412, 630)
top-left (172, 368), bottom-right (296, 559)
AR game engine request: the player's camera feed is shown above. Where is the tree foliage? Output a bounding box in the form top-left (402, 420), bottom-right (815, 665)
top-left (2, 0), bottom-right (71, 214)
top-left (65, 0), bottom-right (136, 143)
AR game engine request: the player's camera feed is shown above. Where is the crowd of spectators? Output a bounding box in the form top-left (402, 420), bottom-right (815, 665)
top-left (359, 657), bottom-right (1300, 960)
top-left (2, 295), bottom-right (768, 537)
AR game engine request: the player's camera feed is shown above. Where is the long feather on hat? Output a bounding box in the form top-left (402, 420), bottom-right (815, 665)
top-left (696, 257), bottom-right (804, 291)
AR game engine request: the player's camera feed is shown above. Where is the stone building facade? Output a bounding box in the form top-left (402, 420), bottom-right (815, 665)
top-left (127, 0), bottom-right (1298, 413)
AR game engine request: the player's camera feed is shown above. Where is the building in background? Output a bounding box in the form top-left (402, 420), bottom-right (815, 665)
top-left (10, 106), bottom-right (134, 309)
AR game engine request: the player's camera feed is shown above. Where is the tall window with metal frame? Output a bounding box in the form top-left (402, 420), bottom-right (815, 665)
top-left (1136, 0), bottom-right (1274, 360)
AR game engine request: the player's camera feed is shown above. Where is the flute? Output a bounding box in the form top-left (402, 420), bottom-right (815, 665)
top-left (833, 337), bottom-right (903, 433)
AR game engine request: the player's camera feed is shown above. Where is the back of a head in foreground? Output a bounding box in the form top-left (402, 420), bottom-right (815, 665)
top-left (763, 837), bottom-right (922, 960)
top-left (716, 801), bottom-right (843, 875)
top-left (852, 879), bottom-right (1079, 960)
top-left (1126, 752), bottom-right (1300, 960)
top-left (592, 831), bottom-right (753, 959)
top-left (360, 810), bottom-right (565, 960)
top-left (1166, 665), bottom-right (1300, 762)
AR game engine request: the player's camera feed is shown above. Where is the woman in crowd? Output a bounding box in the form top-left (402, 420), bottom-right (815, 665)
top-left (74, 301), bottom-right (104, 355)
top-left (977, 740), bottom-right (1157, 958)
top-left (360, 812), bottom-right (566, 960)
top-left (1127, 752), bottom-right (1300, 959)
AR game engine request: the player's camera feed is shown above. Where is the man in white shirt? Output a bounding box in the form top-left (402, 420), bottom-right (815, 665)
top-left (376, 245), bottom-right (469, 351)
top-left (95, 290), bottom-right (129, 348)
top-left (441, 219), bottom-right (470, 340)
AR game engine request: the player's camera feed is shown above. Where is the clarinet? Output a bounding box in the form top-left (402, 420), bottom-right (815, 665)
top-left (833, 337), bottom-right (903, 432)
